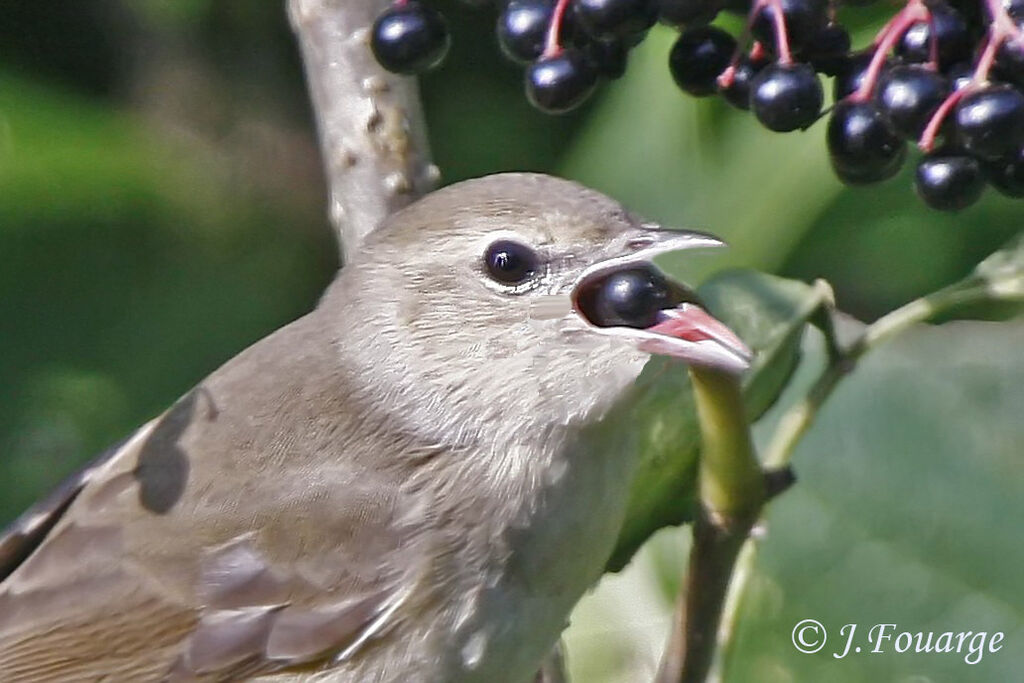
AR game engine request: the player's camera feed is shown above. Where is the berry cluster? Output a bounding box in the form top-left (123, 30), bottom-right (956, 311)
top-left (369, 0), bottom-right (1024, 211)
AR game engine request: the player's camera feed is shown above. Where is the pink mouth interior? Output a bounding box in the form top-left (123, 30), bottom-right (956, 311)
top-left (646, 303), bottom-right (752, 359)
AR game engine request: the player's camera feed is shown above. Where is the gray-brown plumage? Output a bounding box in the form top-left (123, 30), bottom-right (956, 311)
top-left (0, 173), bottom-right (748, 682)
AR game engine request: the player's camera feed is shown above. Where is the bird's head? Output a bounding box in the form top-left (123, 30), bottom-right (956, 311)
top-left (329, 173), bottom-right (751, 438)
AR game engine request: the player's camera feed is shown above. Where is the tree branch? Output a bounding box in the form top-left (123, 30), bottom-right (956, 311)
top-left (763, 280), bottom-right (1015, 470)
top-left (655, 369), bottom-right (767, 683)
top-left (656, 509), bottom-right (753, 683)
top-left (287, 0), bottom-right (440, 261)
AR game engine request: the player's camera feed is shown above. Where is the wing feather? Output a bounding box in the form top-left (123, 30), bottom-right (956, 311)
top-left (0, 314), bottom-right (429, 681)
top-left (0, 421), bottom-right (155, 583)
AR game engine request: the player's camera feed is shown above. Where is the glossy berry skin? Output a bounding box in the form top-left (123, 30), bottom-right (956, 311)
top-left (896, 4), bottom-right (970, 69)
top-left (584, 37), bottom-right (629, 79)
top-left (497, 0), bottom-right (554, 64)
top-left (525, 49), bottom-right (598, 113)
top-left (657, 0), bottom-right (722, 26)
top-left (801, 23), bottom-right (851, 76)
top-left (593, 269), bottom-right (673, 328)
top-left (827, 101), bottom-right (906, 184)
top-left (954, 85), bottom-right (1024, 161)
top-left (668, 26), bottom-right (736, 97)
top-left (874, 65), bottom-right (949, 139)
top-left (617, 25), bottom-right (650, 48)
top-left (947, 62), bottom-right (974, 92)
top-left (751, 0), bottom-right (827, 51)
top-left (371, 2), bottom-right (450, 75)
top-left (573, 0), bottom-right (657, 39)
top-left (995, 31), bottom-right (1024, 87)
top-left (719, 54), bottom-right (770, 110)
top-left (985, 147), bottom-right (1024, 197)
top-left (750, 63), bottom-right (823, 132)
top-left (832, 51), bottom-right (875, 101)
top-left (914, 151), bottom-right (985, 211)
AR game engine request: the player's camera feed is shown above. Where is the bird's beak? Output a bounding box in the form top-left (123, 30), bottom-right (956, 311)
top-left (570, 225), bottom-right (753, 375)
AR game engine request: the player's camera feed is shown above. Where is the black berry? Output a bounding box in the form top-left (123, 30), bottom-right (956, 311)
top-left (657, 0), bottom-right (722, 26)
top-left (874, 65), bottom-right (949, 139)
top-left (947, 62), bottom-right (974, 92)
top-left (573, 0), bottom-right (657, 39)
top-left (721, 0), bottom-right (751, 11)
top-left (371, 2), bottom-right (450, 75)
top-left (896, 3), bottom-right (970, 70)
top-left (525, 49), bottom-right (599, 113)
top-left (995, 30), bottom-right (1024, 87)
top-left (497, 0), bottom-right (554, 64)
top-left (751, 0), bottom-right (828, 52)
top-left (953, 85), bottom-right (1024, 161)
top-left (985, 147), bottom-right (1024, 197)
top-left (584, 37), bottom-right (629, 79)
top-left (914, 151), bottom-right (986, 211)
top-left (668, 26), bottom-right (736, 97)
top-left (619, 25), bottom-right (651, 48)
top-left (593, 268), bottom-right (674, 328)
top-left (750, 62), bottom-right (823, 132)
top-left (719, 54), bottom-right (770, 110)
top-left (800, 22), bottom-right (851, 76)
top-left (832, 51), bottom-right (876, 101)
top-left (827, 101), bottom-right (906, 184)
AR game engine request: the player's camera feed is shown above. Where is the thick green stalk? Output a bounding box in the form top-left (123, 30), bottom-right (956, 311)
top-left (656, 367), bottom-right (765, 683)
top-left (689, 368), bottom-right (765, 521)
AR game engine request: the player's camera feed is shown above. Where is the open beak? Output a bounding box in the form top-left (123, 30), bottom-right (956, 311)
top-left (570, 226), bottom-right (753, 375)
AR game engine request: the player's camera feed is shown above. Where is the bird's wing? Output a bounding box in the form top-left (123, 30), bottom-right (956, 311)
top-left (0, 423), bottom-right (154, 584)
top-left (0, 314), bottom-right (429, 682)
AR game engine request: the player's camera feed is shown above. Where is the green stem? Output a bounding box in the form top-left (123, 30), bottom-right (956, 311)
top-left (656, 368), bottom-right (764, 683)
top-left (763, 279), bottom-right (994, 468)
top-left (689, 368), bottom-right (765, 519)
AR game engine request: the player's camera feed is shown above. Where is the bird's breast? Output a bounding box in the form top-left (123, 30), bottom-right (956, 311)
top-left (434, 420), bottom-right (641, 682)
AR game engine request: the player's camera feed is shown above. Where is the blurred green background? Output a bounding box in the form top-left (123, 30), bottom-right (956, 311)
top-left (1, 2), bottom-right (1020, 681)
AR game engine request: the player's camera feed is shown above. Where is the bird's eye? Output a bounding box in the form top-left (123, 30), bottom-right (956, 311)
top-left (483, 240), bottom-right (538, 286)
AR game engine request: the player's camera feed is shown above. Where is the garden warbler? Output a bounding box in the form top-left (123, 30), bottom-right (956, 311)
top-left (0, 173), bottom-right (750, 682)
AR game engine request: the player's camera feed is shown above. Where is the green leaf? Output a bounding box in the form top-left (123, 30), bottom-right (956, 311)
top-left (724, 320), bottom-right (1024, 682)
top-left (606, 269), bottom-right (826, 571)
top-left (569, 319), bottom-right (1024, 683)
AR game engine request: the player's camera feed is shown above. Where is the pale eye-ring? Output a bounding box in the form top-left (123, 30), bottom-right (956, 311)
top-left (483, 240), bottom-right (538, 286)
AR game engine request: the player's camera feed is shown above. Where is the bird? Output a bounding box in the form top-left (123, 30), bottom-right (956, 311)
top-left (0, 173), bottom-right (751, 682)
